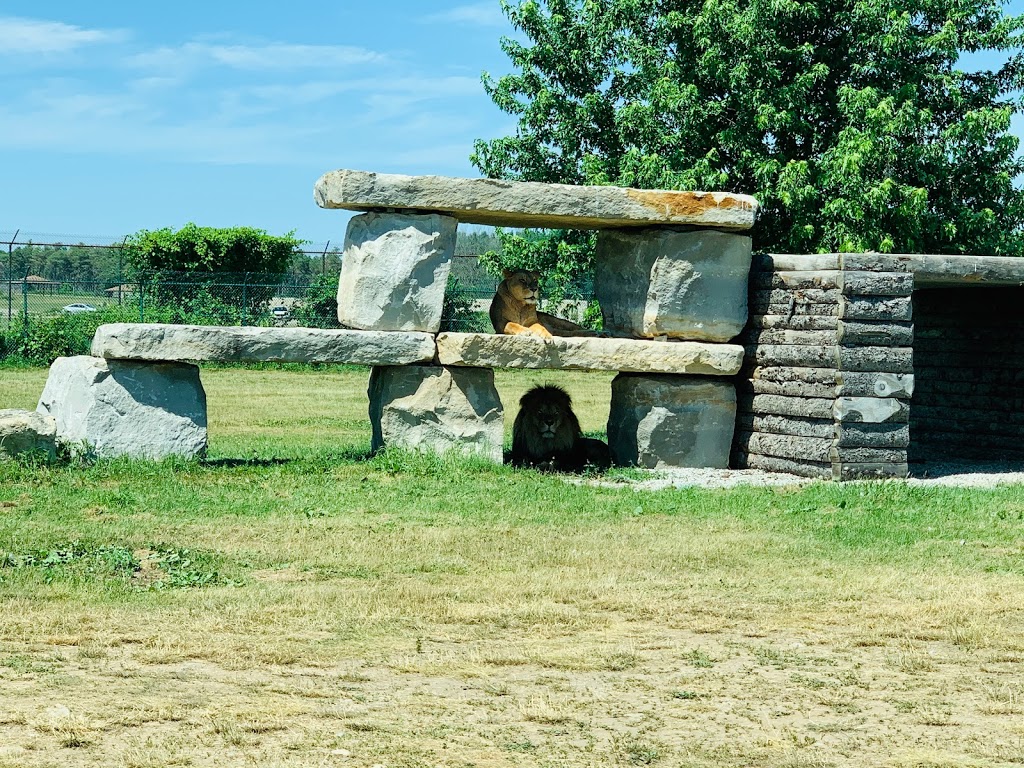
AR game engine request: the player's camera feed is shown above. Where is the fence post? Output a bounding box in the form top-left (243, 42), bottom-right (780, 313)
top-left (241, 273), bottom-right (248, 326)
top-left (139, 273), bottom-right (145, 322)
top-left (6, 229), bottom-right (16, 330)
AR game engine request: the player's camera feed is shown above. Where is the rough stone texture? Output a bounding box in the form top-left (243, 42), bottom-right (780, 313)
top-left (595, 229), bottom-right (752, 342)
top-left (37, 356), bottom-right (207, 460)
top-left (92, 323), bottom-right (436, 365)
top-left (436, 333), bottom-right (743, 375)
top-left (0, 409), bottom-right (57, 463)
top-left (368, 366), bottom-right (503, 462)
top-left (315, 169), bottom-right (759, 231)
top-left (607, 374), bottom-right (737, 469)
top-left (336, 212), bottom-right (457, 332)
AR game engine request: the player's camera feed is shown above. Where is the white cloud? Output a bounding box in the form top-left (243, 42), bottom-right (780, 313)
top-left (0, 16), bottom-right (126, 54)
top-left (422, 3), bottom-right (507, 27)
top-left (130, 42), bottom-right (387, 75)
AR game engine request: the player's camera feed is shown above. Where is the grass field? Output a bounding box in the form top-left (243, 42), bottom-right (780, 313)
top-left (1, 366), bottom-right (1023, 768)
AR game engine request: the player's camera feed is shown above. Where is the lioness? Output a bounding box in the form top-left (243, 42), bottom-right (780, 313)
top-left (510, 384), bottom-right (612, 472)
top-left (489, 269), bottom-right (601, 339)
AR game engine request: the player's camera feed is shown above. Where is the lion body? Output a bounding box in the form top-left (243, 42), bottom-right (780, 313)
top-left (489, 270), bottom-right (599, 338)
top-left (511, 384), bottom-right (611, 472)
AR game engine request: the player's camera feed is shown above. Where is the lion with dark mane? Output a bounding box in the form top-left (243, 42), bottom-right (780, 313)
top-left (511, 384), bottom-right (612, 472)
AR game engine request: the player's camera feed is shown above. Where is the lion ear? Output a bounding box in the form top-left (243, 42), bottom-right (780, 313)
top-left (530, 271), bottom-right (542, 281)
top-left (502, 268), bottom-right (514, 280)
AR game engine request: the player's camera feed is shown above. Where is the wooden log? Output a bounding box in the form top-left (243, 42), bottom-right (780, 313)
top-left (836, 372), bottom-right (915, 398)
top-left (834, 462), bottom-right (909, 480)
top-left (839, 253), bottom-right (913, 272)
top-left (748, 345), bottom-right (839, 368)
top-left (751, 366), bottom-right (838, 385)
top-left (738, 394), bottom-right (835, 419)
top-left (836, 423), bottom-right (910, 449)
top-left (830, 446), bottom-right (908, 464)
top-left (736, 412), bottom-right (835, 439)
top-left (842, 271), bottom-right (915, 297)
top-left (749, 301), bottom-right (841, 317)
top-left (734, 450), bottom-right (832, 479)
top-left (838, 347), bottom-right (913, 373)
top-left (739, 431), bottom-right (832, 462)
top-left (834, 396), bottom-right (910, 424)
top-left (740, 328), bottom-right (838, 346)
top-left (837, 320), bottom-right (915, 347)
top-left (741, 379), bottom-right (836, 398)
top-left (754, 253), bottom-right (842, 272)
top-left (749, 345), bottom-right (913, 372)
top-left (750, 288), bottom-right (842, 305)
top-left (750, 270), bottom-right (843, 291)
top-left (746, 315), bottom-right (841, 331)
top-left (839, 296), bottom-right (913, 321)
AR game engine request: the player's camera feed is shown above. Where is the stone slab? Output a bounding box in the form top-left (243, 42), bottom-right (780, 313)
top-left (368, 366), bottom-right (504, 462)
top-left (315, 169), bottom-right (758, 231)
top-left (595, 228), bottom-right (751, 341)
top-left (0, 409), bottom-right (57, 463)
top-left (436, 333), bottom-right (743, 375)
top-left (92, 324), bottom-right (437, 365)
top-left (607, 374), bottom-right (737, 469)
top-left (37, 356), bottom-right (207, 460)
top-left (337, 212), bottom-right (456, 332)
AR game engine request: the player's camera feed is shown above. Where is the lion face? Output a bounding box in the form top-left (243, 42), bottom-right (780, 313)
top-left (511, 384), bottom-right (580, 463)
top-left (503, 270), bottom-right (541, 306)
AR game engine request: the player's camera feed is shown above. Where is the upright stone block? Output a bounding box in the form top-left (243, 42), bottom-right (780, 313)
top-left (0, 409), bottom-right (57, 463)
top-left (368, 366), bottom-right (504, 462)
top-left (607, 374), bottom-right (737, 468)
top-left (337, 212), bottom-right (457, 333)
top-left (37, 356), bottom-right (207, 460)
top-left (595, 229), bottom-right (752, 342)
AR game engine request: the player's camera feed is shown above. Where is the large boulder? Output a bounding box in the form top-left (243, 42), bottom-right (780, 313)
top-left (336, 212), bottom-right (457, 333)
top-left (607, 374), bottom-right (737, 469)
top-left (595, 229), bottom-right (752, 342)
top-left (368, 366), bottom-right (504, 462)
top-left (0, 409), bottom-right (57, 463)
top-left (37, 356), bottom-right (207, 460)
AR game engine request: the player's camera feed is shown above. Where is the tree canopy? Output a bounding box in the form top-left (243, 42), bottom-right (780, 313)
top-left (473, 0), bottom-right (1024, 256)
top-left (123, 224), bottom-right (304, 276)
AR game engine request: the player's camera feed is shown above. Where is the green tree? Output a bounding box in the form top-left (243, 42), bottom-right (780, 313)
top-left (123, 224), bottom-right (303, 275)
top-left (473, 0), bottom-right (1024, 256)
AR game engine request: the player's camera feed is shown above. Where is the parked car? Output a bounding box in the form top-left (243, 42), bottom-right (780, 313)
top-left (63, 303), bottom-right (97, 314)
top-left (271, 305), bottom-right (290, 320)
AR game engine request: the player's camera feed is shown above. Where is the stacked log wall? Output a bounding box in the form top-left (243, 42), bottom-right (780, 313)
top-left (910, 288), bottom-right (1024, 461)
top-left (733, 254), bottom-right (914, 479)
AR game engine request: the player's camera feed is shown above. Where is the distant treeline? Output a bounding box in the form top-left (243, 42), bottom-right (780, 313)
top-left (2, 229), bottom-right (502, 284)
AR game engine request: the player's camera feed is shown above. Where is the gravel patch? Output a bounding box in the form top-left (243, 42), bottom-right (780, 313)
top-left (568, 460), bottom-right (1024, 491)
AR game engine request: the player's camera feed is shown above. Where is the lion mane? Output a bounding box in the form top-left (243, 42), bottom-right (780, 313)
top-left (510, 384), bottom-right (611, 472)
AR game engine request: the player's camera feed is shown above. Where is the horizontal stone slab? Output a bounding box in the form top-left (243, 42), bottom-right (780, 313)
top-left (436, 333), bottom-right (743, 375)
top-left (91, 324), bottom-right (437, 365)
top-left (314, 169), bottom-right (758, 231)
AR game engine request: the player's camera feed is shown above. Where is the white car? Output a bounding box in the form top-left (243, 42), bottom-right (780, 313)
top-left (63, 303), bottom-right (97, 314)
top-left (271, 305), bottom-right (290, 320)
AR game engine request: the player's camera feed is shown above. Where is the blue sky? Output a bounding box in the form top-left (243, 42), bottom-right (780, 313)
top-left (1, 1), bottom-right (1022, 249)
top-left (0, 1), bottom-right (517, 247)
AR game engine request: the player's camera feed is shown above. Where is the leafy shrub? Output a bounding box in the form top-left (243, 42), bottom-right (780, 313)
top-left (291, 274), bottom-right (340, 328)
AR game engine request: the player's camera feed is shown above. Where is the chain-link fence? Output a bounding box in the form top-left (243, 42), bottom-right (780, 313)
top-left (0, 232), bottom-right (599, 363)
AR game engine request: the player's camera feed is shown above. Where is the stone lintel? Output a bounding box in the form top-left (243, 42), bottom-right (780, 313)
top-left (314, 169), bottom-right (758, 231)
top-left (91, 324), bottom-right (437, 365)
top-left (436, 333), bottom-right (743, 375)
